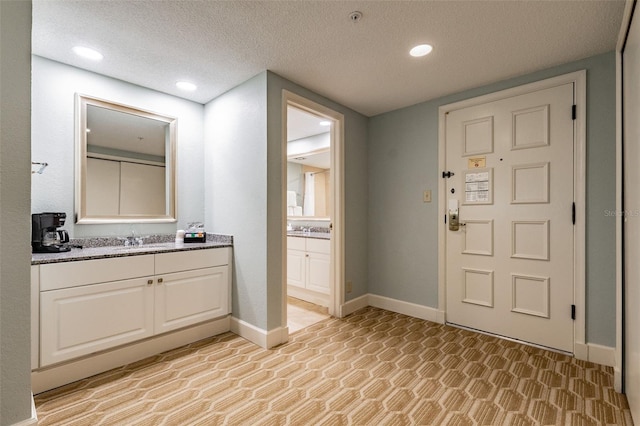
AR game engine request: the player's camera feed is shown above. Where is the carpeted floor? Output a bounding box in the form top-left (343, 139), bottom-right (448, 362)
top-left (34, 307), bottom-right (632, 425)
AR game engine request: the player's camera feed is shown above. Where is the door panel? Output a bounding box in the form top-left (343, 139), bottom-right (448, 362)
top-left (445, 83), bottom-right (575, 353)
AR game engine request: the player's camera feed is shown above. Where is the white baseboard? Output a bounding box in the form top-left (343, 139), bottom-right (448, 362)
top-left (368, 294), bottom-right (442, 324)
top-left (574, 342), bottom-right (616, 367)
top-left (32, 316), bottom-right (230, 394)
top-left (267, 326), bottom-right (289, 349)
top-left (341, 294), bottom-right (369, 317)
top-left (230, 316), bottom-right (288, 349)
top-left (574, 342), bottom-right (589, 361)
top-left (615, 366), bottom-right (622, 393)
top-left (10, 395), bottom-right (38, 426)
top-left (588, 343), bottom-right (616, 367)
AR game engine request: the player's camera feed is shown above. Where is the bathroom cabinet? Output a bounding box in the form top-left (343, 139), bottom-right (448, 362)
top-left (32, 246), bottom-right (231, 392)
top-left (287, 236), bottom-right (330, 306)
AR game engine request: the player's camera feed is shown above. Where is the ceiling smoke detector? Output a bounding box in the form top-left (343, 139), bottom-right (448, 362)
top-left (349, 11), bottom-right (363, 23)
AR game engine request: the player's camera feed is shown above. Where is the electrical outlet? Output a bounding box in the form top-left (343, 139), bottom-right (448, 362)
top-left (346, 281), bottom-right (353, 293)
top-left (423, 190), bottom-right (432, 203)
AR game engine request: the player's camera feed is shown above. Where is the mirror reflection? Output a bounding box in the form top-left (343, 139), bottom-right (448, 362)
top-left (287, 106), bottom-right (331, 218)
top-left (76, 95), bottom-right (177, 223)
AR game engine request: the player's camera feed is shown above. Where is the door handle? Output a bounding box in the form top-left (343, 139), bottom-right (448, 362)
top-left (449, 210), bottom-right (460, 231)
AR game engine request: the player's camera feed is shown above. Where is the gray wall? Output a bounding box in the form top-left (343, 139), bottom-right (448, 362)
top-left (204, 72), bottom-right (269, 329)
top-left (31, 56), bottom-right (205, 238)
top-left (0, 1), bottom-right (33, 424)
top-left (266, 71), bottom-right (369, 328)
top-left (204, 71), bottom-right (368, 332)
top-left (368, 51), bottom-right (617, 347)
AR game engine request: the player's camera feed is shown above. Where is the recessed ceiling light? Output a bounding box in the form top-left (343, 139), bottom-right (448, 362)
top-left (72, 46), bottom-right (103, 61)
top-left (176, 81), bottom-right (197, 91)
top-left (409, 44), bottom-right (433, 57)
top-left (319, 121), bottom-right (331, 126)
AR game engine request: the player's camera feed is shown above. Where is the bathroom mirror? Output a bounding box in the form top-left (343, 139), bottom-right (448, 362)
top-left (286, 106), bottom-right (332, 219)
top-left (287, 149), bottom-right (330, 218)
top-left (75, 94), bottom-right (177, 223)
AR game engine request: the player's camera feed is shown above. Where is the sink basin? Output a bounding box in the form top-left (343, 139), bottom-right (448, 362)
top-left (113, 244), bottom-right (168, 251)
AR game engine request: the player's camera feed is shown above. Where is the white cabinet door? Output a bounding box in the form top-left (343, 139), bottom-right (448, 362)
top-left (40, 277), bottom-right (154, 366)
top-left (154, 266), bottom-right (229, 334)
top-left (307, 252), bottom-right (330, 294)
top-left (287, 249), bottom-right (306, 289)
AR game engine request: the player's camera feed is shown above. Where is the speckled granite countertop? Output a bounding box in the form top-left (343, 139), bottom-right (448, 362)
top-left (32, 234), bottom-right (233, 265)
top-left (286, 231), bottom-right (331, 240)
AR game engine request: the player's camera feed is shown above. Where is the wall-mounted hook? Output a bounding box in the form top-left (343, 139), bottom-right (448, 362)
top-left (31, 161), bottom-right (48, 174)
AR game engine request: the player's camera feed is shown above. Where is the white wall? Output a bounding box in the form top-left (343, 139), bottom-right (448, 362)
top-left (0, 1), bottom-right (34, 424)
top-left (31, 56), bottom-right (205, 238)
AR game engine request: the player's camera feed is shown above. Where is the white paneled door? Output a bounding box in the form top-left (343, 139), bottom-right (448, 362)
top-left (445, 83), bottom-right (575, 353)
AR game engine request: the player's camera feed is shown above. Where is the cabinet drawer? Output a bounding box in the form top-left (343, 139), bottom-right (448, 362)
top-left (40, 277), bottom-right (154, 366)
top-left (40, 255), bottom-right (155, 291)
top-left (287, 237), bottom-right (306, 251)
top-left (155, 247), bottom-right (230, 274)
top-left (306, 238), bottom-right (330, 254)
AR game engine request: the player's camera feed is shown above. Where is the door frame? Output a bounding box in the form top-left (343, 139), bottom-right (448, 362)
top-left (437, 71), bottom-right (587, 355)
top-left (281, 90), bottom-right (345, 322)
top-left (619, 0), bottom-right (639, 398)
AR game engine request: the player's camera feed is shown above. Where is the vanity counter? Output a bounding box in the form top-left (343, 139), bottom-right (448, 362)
top-left (32, 237), bottom-right (232, 265)
top-left (286, 231), bottom-right (331, 240)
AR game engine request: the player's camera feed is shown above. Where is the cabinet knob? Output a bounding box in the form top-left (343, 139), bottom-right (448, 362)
top-left (147, 279), bottom-right (153, 285)
top-left (157, 278), bottom-right (163, 284)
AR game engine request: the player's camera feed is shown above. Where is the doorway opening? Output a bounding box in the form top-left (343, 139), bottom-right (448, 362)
top-left (282, 91), bottom-right (344, 335)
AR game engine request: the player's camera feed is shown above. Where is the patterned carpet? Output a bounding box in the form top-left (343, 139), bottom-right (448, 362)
top-left (35, 307), bottom-right (633, 425)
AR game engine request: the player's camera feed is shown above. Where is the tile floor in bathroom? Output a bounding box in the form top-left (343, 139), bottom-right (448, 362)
top-left (287, 296), bottom-right (330, 333)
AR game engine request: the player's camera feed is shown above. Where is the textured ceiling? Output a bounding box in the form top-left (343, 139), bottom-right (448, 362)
top-left (32, 0), bottom-right (626, 117)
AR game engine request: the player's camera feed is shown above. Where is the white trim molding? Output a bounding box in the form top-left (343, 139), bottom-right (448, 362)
top-left (614, 0), bottom-right (635, 394)
top-left (574, 342), bottom-right (616, 368)
top-left (368, 294), bottom-right (444, 324)
top-left (230, 316), bottom-right (289, 349)
top-left (281, 90), bottom-right (346, 336)
top-left (340, 294), bottom-right (445, 324)
top-left (341, 294), bottom-right (369, 317)
top-left (438, 71), bottom-right (587, 356)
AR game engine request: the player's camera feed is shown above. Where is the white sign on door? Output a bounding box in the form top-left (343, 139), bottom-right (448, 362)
top-left (464, 168), bottom-right (493, 205)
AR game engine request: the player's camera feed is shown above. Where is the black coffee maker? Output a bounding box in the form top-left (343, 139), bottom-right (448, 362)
top-left (32, 212), bottom-right (71, 253)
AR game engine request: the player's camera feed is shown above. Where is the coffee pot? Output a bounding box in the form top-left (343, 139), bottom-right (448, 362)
top-left (32, 212), bottom-right (71, 253)
top-left (42, 230), bottom-right (69, 247)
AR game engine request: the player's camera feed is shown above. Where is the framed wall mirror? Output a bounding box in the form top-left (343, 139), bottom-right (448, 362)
top-left (286, 106), bottom-right (331, 219)
top-left (75, 94), bottom-right (177, 223)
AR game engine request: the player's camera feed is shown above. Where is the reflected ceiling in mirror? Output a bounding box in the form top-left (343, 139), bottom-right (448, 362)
top-left (76, 94), bottom-right (177, 223)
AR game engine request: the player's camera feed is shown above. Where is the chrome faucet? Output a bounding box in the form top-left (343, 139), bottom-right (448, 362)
top-left (125, 230), bottom-right (143, 247)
